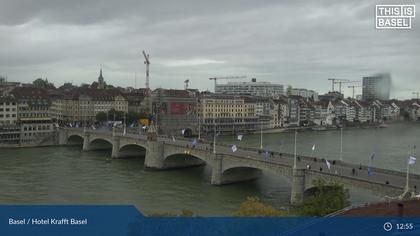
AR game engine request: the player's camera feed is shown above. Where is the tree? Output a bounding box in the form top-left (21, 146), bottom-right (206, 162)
top-left (233, 197), bottom-right (287, 217)
top-left (297, 178), bottom-right (350, 216)
top-left (33, 78), bottom-right (55, 89)
top-left (287, 85), bottom-right (293, 96)
top-left (96, 112), bottom-right (107, 123)
top-left (148, 210), bottom-right (194, 217)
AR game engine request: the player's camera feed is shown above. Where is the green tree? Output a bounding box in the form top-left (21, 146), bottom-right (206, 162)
top-left (286, 85), bottom-right (293, 96)
top-left (148, 210), bottom-right (194, 217)
top-left (233, 197), bottom-right (287, 217)
top-left (297, 178), bottom-right (350, 216)
top-left (96, 112), bottom-right (107, 123)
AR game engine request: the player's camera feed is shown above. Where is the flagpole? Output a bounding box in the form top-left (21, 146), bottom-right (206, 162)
top-left (213, 118), bottom-right (216, 154)
top-left (260, 119), bottom-right (263, 149)
top-left (293, 129), bottom-right (297, 169)
top-left (198, 115), bottom-right (201, 140)
top-left (340, 127), bottom-right (343, 161)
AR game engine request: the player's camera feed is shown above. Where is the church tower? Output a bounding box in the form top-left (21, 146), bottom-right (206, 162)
top-left (98, 68), bottom-right (105, 89)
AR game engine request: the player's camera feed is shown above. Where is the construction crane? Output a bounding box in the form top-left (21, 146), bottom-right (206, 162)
top-left (413, 92), bottom-right (420, 99)
top-left (348, 85), bottom-right (365, 99)
top-left (184, 79), bottom-right (189, 90)
top-left (142, 50), bottom-right (152, 113)
top-left (328, 78), bottom-right (359, 94)
top-left (209, 76), bottom-right (247, 92)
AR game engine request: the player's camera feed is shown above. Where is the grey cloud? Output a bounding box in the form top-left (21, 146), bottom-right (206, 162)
top-left (0, 0), bottom-right (419, 99)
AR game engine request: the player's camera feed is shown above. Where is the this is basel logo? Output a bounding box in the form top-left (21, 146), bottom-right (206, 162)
top-left (376, 4), bottom-right (416, 29)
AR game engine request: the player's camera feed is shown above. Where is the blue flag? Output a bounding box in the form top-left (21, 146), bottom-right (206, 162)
top-left (264, 150), bottom-right (269, 159)
top-left (192, 138), bottom-right (197, 146)
top-left (370, 152), bottom-right (375, 161)
top-left (367, 167), bottom-right (373, 176)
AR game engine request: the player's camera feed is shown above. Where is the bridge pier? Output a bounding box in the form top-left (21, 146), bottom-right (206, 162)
top-left (111, 136), bottom-right (120, 158)
top-left (82, 133), bottom-right (90, 151)
top-left (211, 154), bottom-right (223, 185)
top-left (144, 140), bottom-right (165, 169)
top-left (290, 168), bottom-right (306, 205)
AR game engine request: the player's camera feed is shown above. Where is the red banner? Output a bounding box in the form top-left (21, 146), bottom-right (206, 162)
top-left (170, 102), bottom-right (193, 115)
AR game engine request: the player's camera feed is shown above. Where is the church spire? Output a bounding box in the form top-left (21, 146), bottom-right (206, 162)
top-left (98, 68), bottom-right (105, 89)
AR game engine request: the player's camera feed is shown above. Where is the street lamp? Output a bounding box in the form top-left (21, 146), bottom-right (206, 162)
top-left (340, 127), bottom-right (343, 161)
top-left (293, 129), bottom-right (297, 169)
top-left (213, 117), bottom-right (216, 154)
top-left (260, 119), bottom-right (263, 150)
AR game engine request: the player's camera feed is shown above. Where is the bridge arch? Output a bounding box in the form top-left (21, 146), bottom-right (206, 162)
top-left (163, 153), bottom-right (206, 169)
top-left (118, 144), bottom-right (147, 159)
top-left (67, 134), bottom-right (84, 145)
top-left (88, 138), bottom-right (113, 150)
top-left (221, 167), bottom-right (263, 184)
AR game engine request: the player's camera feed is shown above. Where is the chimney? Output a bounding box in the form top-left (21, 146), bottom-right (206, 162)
top-left (397, 203), bottom-right (404, 217)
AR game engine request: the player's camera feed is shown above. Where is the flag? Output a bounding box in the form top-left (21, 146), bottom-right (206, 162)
top-left (370, 152), bottom-right (375, 161)
top-left (69, 123), bottom-right (73, 127)
top-left (312, 144), bottom-right (316, 151)
top-left (192, 138), bottom-right (197, 146)
top-left (367, 167), bottom-right (373, 176)
top-left (325, 159), bottom-right (331, 170)
top-left (237, 134), bottom-right (243, 141)
top-left (231, 145), bottom-right (237, 152)
top-left (91, 125), bottom-right (96, 130)
top-left (172, 136), bottom-right (176, 143)
top-left (408, 156), bottom-right (417, 165)
top-left (142, 126), bottom-right (147, 130)
top-left (54, 123), bottom-right (59, 128)
top-left (181, 129), bottom-right (185, 135)
top-left (264, 150), bottom-right (269, 159)
top-left (129, 123), bottom-right (135, 128)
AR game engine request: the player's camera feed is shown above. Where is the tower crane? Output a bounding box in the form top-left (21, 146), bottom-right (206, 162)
top-left (413, 92), bottom-right (420, 99)
top-left (209, 76), bottom-right (247, 92)
top-left (348, 85), bottom-right (365, 99)
top-left (142, 50), bottom-right (152, 113)
top-left (328, 78), bottom-right (359, 94)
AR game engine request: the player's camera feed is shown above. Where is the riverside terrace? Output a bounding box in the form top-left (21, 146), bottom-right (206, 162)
top-left (58, 127), bottom-right (420, 205)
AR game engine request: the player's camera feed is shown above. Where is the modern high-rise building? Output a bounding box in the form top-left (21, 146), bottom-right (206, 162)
top-left (215, 78), bottom-right (284, 98)
top-left (362, 73), bottom-right (391, 101)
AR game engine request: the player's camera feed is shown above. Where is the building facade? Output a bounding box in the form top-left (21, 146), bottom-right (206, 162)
top-left (362, 73), bottom-right (391, 101)
top-left (215, 79), bottom-right (284, 98)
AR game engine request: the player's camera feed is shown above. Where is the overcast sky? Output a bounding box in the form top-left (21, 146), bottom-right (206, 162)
top-left (0, 0), bottom-right (418, 99)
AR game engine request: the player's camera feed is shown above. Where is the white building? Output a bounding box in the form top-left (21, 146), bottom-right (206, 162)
top-left (0, 96), bottom-right (17, 125)
top-left (215, 78), bottom-right (284, 98)
top-left (290, 88), bottom-right (318, 101)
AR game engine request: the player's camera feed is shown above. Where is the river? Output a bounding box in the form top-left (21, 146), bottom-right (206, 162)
top-left (0, 122), bottom-right (418, 216)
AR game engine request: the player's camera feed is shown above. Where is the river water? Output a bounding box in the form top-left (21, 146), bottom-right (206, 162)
top-left (0, 122), bottom-right (418, 216)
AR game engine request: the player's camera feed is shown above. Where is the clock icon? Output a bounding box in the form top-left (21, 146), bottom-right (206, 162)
top-left (384, 222), bottom-right (393, 232)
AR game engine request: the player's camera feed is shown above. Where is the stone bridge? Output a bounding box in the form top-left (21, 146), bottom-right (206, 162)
top-left (58, 128), bottom-right (420, 205)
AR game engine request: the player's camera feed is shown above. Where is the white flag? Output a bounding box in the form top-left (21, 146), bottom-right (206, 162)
top-left (172, 136), bottom-right (176, 143)
top-left (237, 134), bottom-right (243, 141)
top-left (312, 144), bottom-right (316, 151)
top-left (231, 145), bottom-right (237, 152)
top-left (325, 159), bottom-right (331, 170)
top-left (408, 156), bottom-right (416, 165)
top-left (91, 125), bottom-right (96, 130)
top-left (181, 129), bottom-right (185, 135)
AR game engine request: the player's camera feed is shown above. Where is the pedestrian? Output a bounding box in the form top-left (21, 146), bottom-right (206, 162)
top-left (297, 156), bottom-right (301, 162)
top-left (320, 167), bottom-right (323, 172)
top-left (352, 168), bottom-right (355, 175)
top-left (385, 180), bottom-right (389, 185)
top-left (359, 164), bottom-right (362, 170)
